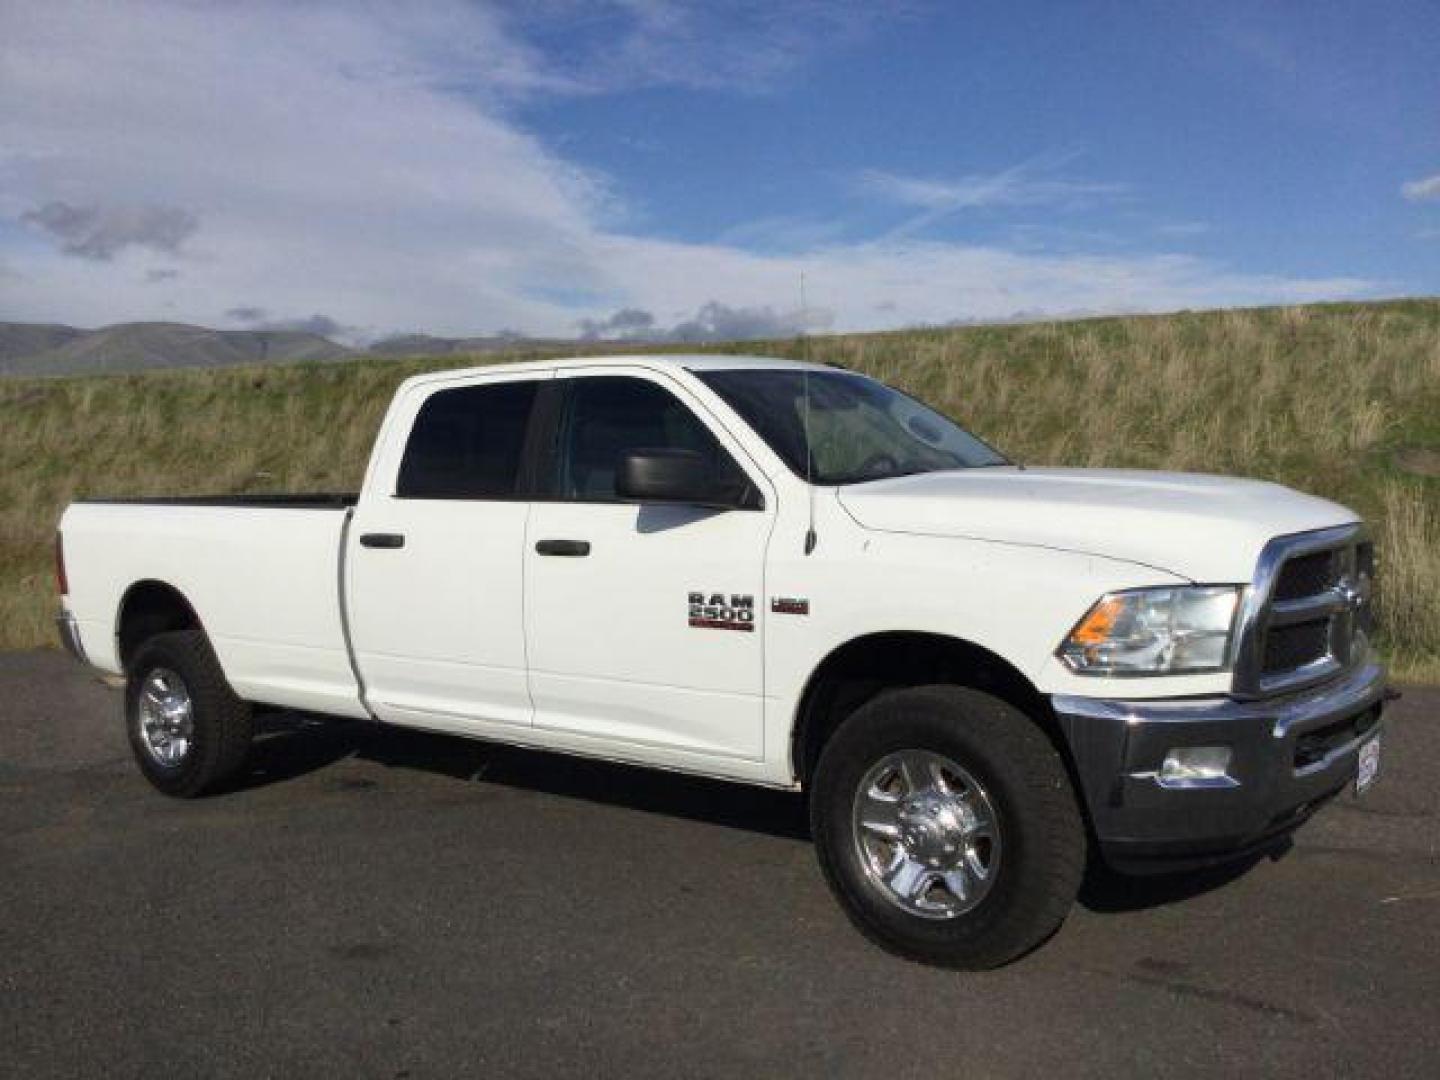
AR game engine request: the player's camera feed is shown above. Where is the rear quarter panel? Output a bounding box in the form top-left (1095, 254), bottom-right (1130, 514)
top-left (60, 502), bottom-right (365, 718)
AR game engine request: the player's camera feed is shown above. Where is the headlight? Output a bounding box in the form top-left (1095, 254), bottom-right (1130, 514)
top-left (1057, 586), bottom-right (1242, 676)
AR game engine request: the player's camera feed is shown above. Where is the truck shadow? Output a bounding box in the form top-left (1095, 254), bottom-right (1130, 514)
top-left (1077, 851), bottom-right (1278, 912)
top-left (238, 712), bottom-right (1277, 909)
top-left (240, 712), bottom-right (811, 841)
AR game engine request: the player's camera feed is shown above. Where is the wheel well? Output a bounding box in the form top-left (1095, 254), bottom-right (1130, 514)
top-left (117, 580), bottom-right (203, 672)
top-left (792, 632), bottom-right (1059, 785)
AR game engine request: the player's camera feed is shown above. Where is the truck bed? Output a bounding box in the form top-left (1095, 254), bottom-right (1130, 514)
top-left (60, 497), bottom-right (367, 719)
top-left (79, 492), bottom-right (358, 509)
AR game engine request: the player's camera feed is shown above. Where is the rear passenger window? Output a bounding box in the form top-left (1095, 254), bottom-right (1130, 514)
top-left (396, 381), bottom-right (538, 499)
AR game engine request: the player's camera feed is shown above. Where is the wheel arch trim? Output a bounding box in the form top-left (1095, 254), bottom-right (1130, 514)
top-left (789, 630), bottom-right (1051, 784)
top-left (114, 579), bottom-right (208, 672)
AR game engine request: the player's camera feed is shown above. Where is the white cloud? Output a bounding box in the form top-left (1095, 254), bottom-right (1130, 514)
top-left (0, 1), bottom-right (1377, 341)
top-left (586, 234), bottom-right (1372, 333)
top-left (1, 0), bottom-right (607, 337)
top-left (1401, 174), bottom-right (1440, 202)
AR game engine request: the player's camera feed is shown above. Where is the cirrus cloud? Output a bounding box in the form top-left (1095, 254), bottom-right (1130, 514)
top-left (1401, 174), bottom-right (1440, 202)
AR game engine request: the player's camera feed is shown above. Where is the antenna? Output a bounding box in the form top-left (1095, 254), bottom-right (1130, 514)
top-left (799, 271), bottom-right (811, 364)
top-left (800, 271), bottom-right (817, 555)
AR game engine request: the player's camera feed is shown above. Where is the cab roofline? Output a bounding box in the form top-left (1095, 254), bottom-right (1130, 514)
top-left (397, 352), bottom-right (836, 391)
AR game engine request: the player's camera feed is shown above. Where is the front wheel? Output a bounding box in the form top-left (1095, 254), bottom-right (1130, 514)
top-left (811, 686), bottom-right (1085, 969)
top-left (125, 630), bottom-right (254, 797)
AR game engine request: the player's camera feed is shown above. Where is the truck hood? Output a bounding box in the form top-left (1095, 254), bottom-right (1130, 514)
top-left (835, 467), bottom-right (1358, 582)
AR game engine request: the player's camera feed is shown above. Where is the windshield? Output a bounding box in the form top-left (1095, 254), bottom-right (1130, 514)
top-left (698, 368), bottom-right (1008, 485)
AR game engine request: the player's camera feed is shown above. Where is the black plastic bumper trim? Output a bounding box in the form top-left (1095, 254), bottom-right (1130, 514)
top-left (1051, 659), bottom-right (1387, 872)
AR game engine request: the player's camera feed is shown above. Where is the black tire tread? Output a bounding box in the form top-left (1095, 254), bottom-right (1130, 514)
top-left (126, 629), bottom-right (253, 797)
top-left (810, 684), bottom-right (1085, 969)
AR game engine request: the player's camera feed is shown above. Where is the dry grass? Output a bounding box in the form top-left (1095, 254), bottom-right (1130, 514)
top-left (3, 299), bottom-right (1438, 680)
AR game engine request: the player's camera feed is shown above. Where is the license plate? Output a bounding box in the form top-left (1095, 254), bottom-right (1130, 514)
top-left (1356, 735), bottom-right (1381, 794)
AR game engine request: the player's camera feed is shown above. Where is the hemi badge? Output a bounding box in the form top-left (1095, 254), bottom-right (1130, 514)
top-left (771, 597), bottom-right (810, 616)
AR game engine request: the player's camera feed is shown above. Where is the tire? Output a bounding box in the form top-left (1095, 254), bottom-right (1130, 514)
top-left (810, 685), bottom-right (1085, 969)
top-left (125, 630), bottom-right (254, 797)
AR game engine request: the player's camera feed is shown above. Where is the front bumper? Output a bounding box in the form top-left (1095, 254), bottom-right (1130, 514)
top-left (1052, 659), bottom-right (1387, 873)
top-left (56, 609), bottom-right (88, 664)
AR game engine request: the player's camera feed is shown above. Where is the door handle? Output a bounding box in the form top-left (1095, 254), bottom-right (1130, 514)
top-left (359, 532), bottom-right (405, 549)
top-left (535, 539), bottom-right (590, 557)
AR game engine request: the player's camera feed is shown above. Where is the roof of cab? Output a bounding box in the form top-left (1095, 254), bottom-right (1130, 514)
top-left (398, 352), bottom-right (835, 391)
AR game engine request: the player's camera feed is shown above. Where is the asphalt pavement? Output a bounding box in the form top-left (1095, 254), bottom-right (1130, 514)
top-left (2, 649), bottom-right (1437, 1078)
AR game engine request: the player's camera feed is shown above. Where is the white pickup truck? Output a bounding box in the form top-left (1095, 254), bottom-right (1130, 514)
top-left (56, 354), bottom-right (1387, 967)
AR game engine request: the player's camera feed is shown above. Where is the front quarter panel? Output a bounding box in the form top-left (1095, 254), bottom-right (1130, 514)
top-left (762, 498), bottom-right (1194, 779)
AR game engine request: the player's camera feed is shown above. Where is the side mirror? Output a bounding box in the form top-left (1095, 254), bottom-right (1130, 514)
top-left (616, 448), bottom-right (717, 505)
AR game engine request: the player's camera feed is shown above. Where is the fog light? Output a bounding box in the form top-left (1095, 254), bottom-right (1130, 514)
top-left (1160, 746), bottom-right (1233, 783)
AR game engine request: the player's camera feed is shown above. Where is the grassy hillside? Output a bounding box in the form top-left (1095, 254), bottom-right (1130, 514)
top-left (3, 299), bottom-right (1437, 679)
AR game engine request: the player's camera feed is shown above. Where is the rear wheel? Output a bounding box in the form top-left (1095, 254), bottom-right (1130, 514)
top-left (125, 630), bottom-right (253, 797)
top-left (811, 685), bottom-right (1085, 969)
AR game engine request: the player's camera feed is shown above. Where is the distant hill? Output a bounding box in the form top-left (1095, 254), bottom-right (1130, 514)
top-left (0, 321), bottom-right (353, 376)
top-left (0, 320), bottom-right (585, 376)
top-left (0, 322), bottom-right (87, 365)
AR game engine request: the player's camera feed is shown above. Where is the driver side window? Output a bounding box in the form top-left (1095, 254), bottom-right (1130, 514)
top-left (551, 376), bottom-right (751, 504)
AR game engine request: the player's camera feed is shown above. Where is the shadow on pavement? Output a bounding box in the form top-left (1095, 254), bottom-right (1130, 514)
top-left (1078, 848), bottom-right (1278, 913)
top-left (238, 711), bottom-right (812, 841)
top-left (237, 712), bottom-right (360, 788)
top-left (235, 711), bottom-right (1274, 908)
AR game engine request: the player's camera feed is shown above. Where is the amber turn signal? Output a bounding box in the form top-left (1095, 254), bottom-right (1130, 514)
top-left (1069, 595), bottom-right (1123, 646)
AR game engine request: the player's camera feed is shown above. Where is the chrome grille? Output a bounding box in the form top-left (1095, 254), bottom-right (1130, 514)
top-left (1232, 525), bottom-right (1374, 698)
top-left (1262, 619), bottom-right (1329, 673)
top-left (1272, 551), bottom-right (1337, 602)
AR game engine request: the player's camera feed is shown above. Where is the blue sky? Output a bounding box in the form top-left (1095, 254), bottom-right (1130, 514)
top-left (2, 1), bottom-right (1437, 341)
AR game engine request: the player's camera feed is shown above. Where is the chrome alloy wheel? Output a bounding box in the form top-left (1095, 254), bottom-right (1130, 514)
top-left (851, 750), bottom-right (1002, 919)
top-left (136, 667), bottom-right (195, 768)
